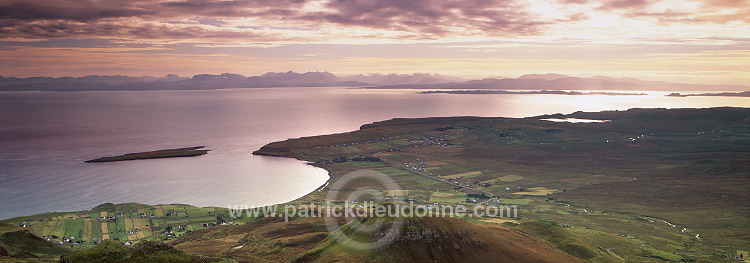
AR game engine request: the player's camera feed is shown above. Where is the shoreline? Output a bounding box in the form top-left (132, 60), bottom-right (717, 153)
top-left (252, 151), bottom-right (335, 201)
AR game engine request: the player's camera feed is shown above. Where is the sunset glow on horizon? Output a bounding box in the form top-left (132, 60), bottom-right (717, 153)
top-left (1, 0), bottom-right (749, 85)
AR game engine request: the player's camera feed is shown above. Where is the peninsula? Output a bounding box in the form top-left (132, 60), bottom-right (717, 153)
top-left (252, 107), bottom-right (750, 262)
top-left (84, 146), bottom-right (209, 163)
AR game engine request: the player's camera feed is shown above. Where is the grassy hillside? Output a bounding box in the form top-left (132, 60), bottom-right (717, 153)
top-left (0, 230), bottom-right (70, 262)
top-left (60, 240), bottom-right (217, 263)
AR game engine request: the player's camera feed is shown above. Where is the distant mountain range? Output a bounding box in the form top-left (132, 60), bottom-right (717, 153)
top-left (0, 72), bottom-right (747, 91)
top-left (0, 72), bottom-right (364, 91)
top-left (341, 73), bottom-right (465, 85)
top-left (368, 73), bottom-right (749, 91)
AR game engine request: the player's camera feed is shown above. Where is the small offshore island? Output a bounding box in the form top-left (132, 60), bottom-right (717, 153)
top-left (84, 146), bottom-right (209, 163)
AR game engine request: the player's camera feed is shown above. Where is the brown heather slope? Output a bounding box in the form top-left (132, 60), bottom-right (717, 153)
top-left (171, 216), bottom-right (329, 262)
top-left (295, 216), bottom-right (584, 263)
top-left (170, 215), bottom-right (582, 263)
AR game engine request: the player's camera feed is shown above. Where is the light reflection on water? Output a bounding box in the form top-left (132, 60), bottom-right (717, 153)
top-left (0, 87), bottom-right (747, 219)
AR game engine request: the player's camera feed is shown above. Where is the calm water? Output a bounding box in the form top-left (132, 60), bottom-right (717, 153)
top-left (0, 87), bottom-right (747, 219)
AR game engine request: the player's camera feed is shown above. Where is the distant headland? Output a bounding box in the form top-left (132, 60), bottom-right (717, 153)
top-left (666, 91), bottom-right (750, 97)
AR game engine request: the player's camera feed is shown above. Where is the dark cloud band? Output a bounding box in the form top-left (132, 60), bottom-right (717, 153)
top-left (0, 0), bottom-right (748, 41)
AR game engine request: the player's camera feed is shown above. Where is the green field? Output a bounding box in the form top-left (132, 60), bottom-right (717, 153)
top-left (2, 203), bottom-right (249, 249)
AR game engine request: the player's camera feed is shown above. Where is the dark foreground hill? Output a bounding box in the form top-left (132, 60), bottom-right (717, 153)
top-left (0, 229), bottom-right (70, 261)
top-left (169, 214), bottom-right (583, 263)
top-left (59, 240), bottom-right (216, 263)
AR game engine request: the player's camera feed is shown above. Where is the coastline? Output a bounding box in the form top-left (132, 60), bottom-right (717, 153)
top-left (251, 150), bottom-right (335, 199)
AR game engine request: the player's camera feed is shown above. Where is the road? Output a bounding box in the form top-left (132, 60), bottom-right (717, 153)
top-left (374, 153), bottom-right (497, 205)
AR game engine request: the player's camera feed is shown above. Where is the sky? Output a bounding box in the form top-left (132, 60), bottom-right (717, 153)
top-left (0, 0), bottom-right (749, 85)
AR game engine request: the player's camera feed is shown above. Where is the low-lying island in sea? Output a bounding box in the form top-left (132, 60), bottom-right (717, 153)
top-left (84, 146), bottom-right (209, 163)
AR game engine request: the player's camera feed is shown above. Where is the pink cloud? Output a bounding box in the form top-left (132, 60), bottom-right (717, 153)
top-left (0, 0), bottom-right (748, 42)
top-left (0, 0), bottom-right (550, 41)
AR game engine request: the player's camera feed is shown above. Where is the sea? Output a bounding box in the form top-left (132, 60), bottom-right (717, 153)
top-left (0, 87), bottom-right (747, 219)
